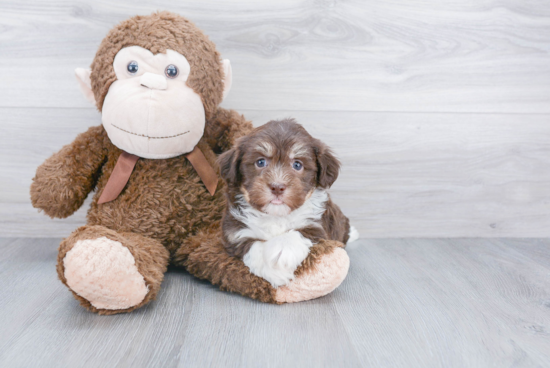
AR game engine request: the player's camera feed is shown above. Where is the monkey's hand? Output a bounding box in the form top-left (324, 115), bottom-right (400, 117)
top-left (30, 125), bottom-right (107, 218)
top-left (204, 107), bottom-right (254, 154)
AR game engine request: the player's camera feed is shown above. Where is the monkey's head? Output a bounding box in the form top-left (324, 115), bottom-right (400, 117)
top-left (75, 12), bottom-right (232, 159)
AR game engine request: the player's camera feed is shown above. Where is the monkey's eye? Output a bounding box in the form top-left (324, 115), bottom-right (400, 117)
top-left (255, 158), bottom-right (267, 168)
top-left (292, 161), bottom-right (303, 171)
top-left (165, 65), bottom-right (179, 78)
top-left (127, 61), bottom-right (139, 74)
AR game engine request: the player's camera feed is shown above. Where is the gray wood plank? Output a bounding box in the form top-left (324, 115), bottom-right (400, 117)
top-left (0, 0), bottom-right (549, 113)
top-left (3, 107), bottom-right (550, 237)
top-left (0, 238), bottom-right (361, 368)
top-left (0, 238), bottom-right (549, 367)
top-left (337, 238), bottom-right (550, 367)
top-left (498, 238), bottom-right (550, 269)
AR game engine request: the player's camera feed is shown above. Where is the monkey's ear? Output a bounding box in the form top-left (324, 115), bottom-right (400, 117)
top-left (221, 59), bottom-right (232, 101)
top-left (218, 146), bottom-right (242, 186)
top-left (314, 141), bottom-right (341, 189)
top-left (75, 68), bottom-right (96, 105)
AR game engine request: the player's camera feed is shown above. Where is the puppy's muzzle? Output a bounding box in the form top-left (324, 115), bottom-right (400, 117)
top-left (269, 183), bottom-right (286, 196)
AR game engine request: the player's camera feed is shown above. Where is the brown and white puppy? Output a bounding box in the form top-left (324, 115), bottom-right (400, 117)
top-left (218, 119), bottom-right (358, 287)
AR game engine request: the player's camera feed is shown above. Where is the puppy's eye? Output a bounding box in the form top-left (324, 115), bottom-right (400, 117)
top-left (127, 61), bottom-right (139, 74)
top-left (256, 158), bottom-right (267, 168)
top-left (165, 65), bottom-right (178, 78)
top-left (292, 161), bottom-right (303, 171)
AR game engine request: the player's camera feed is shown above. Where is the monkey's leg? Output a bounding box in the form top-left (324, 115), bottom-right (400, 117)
top-left (276, 239), bottom-right (350, 303)
top-left (57, 225), bottom-right (169, 315)
top-left (173, 226), bottom-right (350, 304)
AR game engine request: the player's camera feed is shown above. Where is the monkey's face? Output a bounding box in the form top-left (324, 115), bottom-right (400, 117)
top-left (101, 46), bottom-right (205, 159)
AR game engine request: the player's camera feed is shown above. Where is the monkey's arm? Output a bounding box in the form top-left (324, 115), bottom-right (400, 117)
top-left (204, 107), bottom-right (254, 154)
top-left (30, 125), bottom-right (107, 218)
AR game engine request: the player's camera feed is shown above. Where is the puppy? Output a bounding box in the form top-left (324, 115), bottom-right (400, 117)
top-left (218, 119), bottom-right (358, 287)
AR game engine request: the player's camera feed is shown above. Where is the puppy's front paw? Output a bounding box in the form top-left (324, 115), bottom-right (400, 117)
top-left (264, 231), bottom-right (311, 270)
top-left (243, 231), bottom-right (313, 288)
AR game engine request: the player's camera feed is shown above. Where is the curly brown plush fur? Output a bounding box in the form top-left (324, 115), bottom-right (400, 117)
top-left (173, 223), bottom-right (278, 303)
top-left (90, 11), bottom-right (224, 118)
top-left (33, 111), bottom-right (279, 310)
top-left (31, 12), bottom-right (349, 314)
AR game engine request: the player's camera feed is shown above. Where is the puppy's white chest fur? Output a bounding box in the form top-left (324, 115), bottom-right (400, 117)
top-left (231, 189), bottom-right (328, 287)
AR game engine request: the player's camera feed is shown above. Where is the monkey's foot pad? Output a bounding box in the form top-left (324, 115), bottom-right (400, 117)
top-left (275, 247), bottom-right (350, 303)
top-left (63, 237), bottom-right (149, 310)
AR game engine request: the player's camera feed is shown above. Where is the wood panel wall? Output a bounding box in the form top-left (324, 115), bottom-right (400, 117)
top-left (1, 0), bottom-right (549, 237)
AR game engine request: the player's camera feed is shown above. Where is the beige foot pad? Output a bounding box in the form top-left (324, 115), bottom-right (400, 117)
top-left (63, 237), bottom-right (148, 310)
top-left (275, 247), bottom-right (350, 303)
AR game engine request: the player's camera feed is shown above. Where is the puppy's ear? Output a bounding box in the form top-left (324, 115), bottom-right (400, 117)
top-left (218, 146), bottom-right (242, 186)
top-left (314, 141), bottom-right (341, 188)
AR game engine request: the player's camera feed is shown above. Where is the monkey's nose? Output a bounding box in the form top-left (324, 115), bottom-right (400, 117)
top-left (269, 183), bottom-right (286, 196)
top-left (140, 72), bottom-right (167, 90)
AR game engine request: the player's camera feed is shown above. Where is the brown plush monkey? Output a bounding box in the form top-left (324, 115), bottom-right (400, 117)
top-left (30, 12), bottom-right (350, 315)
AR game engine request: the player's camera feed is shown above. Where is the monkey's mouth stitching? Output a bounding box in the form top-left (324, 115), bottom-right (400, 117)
top-left (111, 123), bottom-right (190, 139)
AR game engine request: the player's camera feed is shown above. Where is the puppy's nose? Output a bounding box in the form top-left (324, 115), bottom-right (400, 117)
top-left (270, 183), bottom-right (286, 196)
top-left (140, 72), bottom-right (167, 90)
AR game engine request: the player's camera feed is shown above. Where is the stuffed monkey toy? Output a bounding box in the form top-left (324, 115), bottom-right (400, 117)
top-left (30, 12), bottom-right (350, 315)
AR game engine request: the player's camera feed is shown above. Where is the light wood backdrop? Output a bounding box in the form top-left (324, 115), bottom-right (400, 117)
top-left (1, 0), bottom-right (550, 237)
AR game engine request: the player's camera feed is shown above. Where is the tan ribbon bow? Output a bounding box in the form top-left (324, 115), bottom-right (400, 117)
top-left (98, 147), bottom-right (217, 204)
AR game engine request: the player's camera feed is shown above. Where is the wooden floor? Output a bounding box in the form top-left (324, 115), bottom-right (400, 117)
top-left (1, 237), bottom-right (549, 368)
top-left (1, 2), bottom-right (549, 367)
